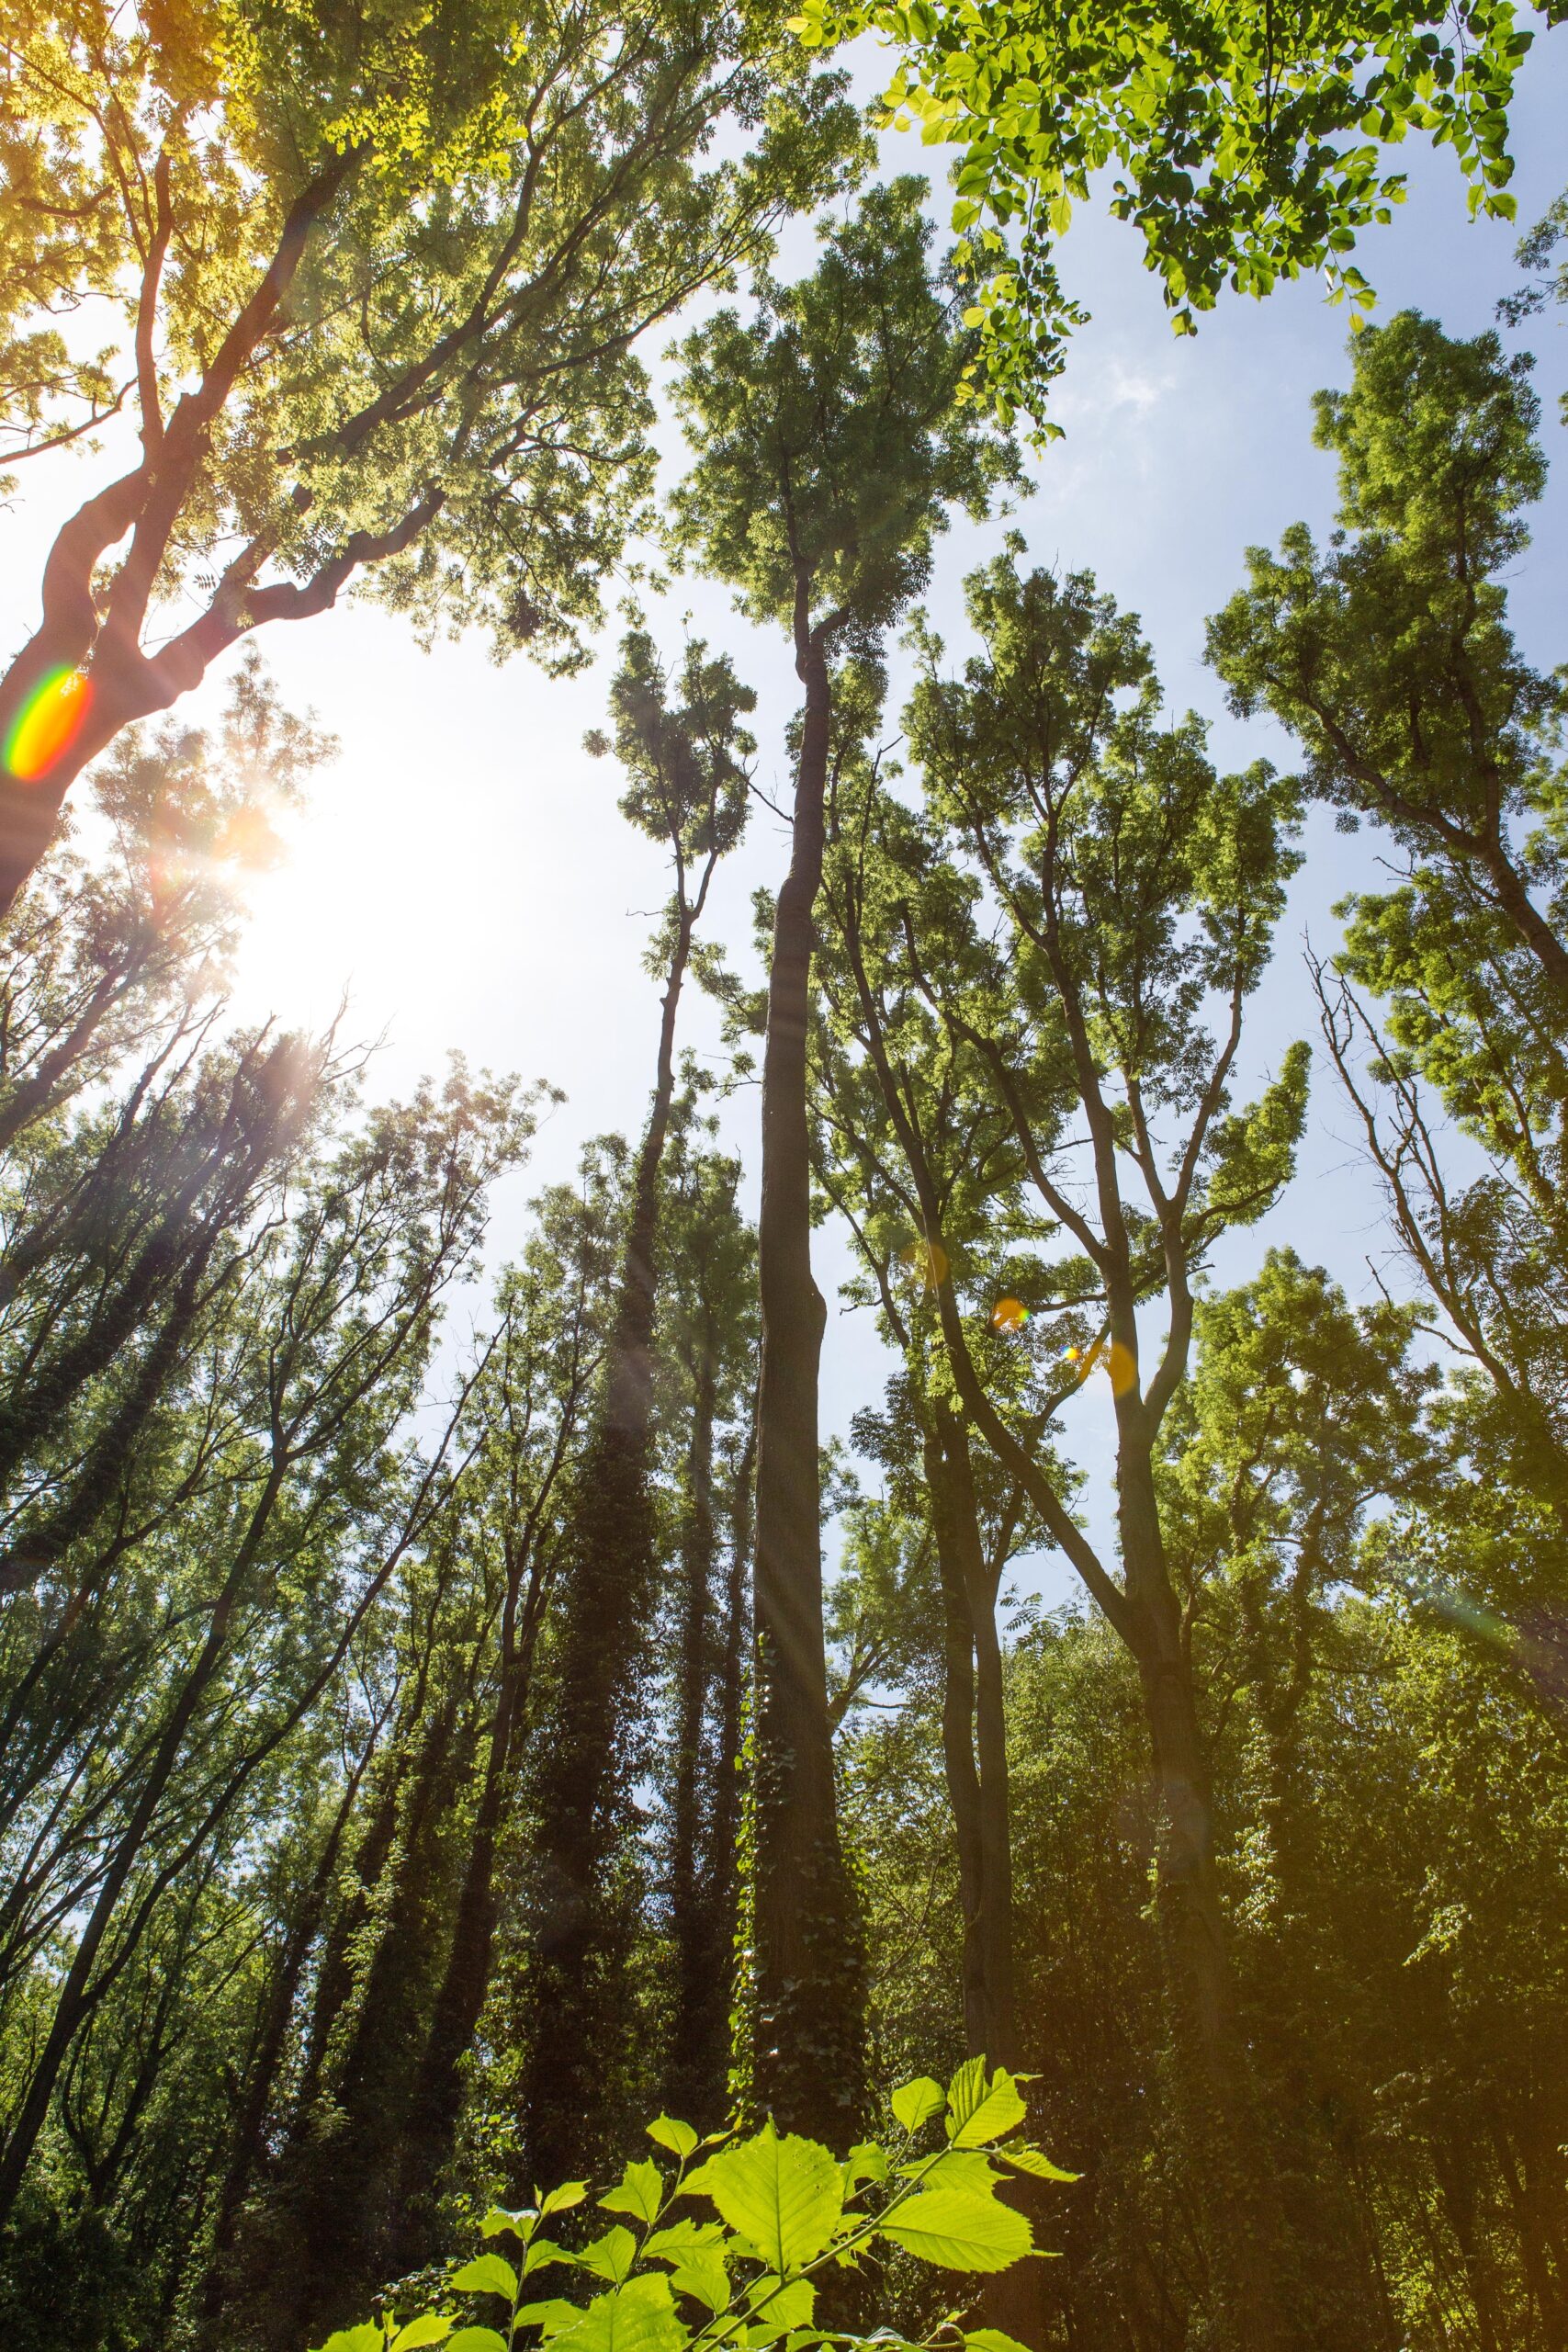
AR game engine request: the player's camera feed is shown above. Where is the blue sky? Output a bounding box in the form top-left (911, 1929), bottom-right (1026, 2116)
top-left (5, 31), bottom-right (1566, 1602)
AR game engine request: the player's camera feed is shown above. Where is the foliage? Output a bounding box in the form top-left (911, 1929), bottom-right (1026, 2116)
top-left (786, 0), bottom-right (1557, 426)
top-left (304, 2063), bottom-right (1069, 2352)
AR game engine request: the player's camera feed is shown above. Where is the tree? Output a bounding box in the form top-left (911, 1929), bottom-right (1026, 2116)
top-left (514, 633), bottom-right (752, 2185)
top-left (670, 178), bottom-right (1021, 2143)
top-left (1208, 311), bottom-right (1568, 1521)
top-left (0, 0), bottom-right (858, 910)
top-left (788, 0), bottom-right (1558, 425)
top-left (1208, 310), bottom-right (1568, 1001)
top-left (833, 548), bottom-right (1308, 2346)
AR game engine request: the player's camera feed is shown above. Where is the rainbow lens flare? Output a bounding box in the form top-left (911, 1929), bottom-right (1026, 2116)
top-left (4, 667), bottom-right (93, 784)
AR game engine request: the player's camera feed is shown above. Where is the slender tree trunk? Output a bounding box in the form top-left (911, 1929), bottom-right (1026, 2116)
top-left (197, 1732), bottom-right (379, 2344)
top-left (519, 915), bottom-right (694, 2183)
top-left (667, 1345), bottom-right (719, 2121)
top-left (750, 616), bottom-right (864, 2145)
top-left (389, 1544), bottom-right (552, 2274)
top-left (1115, 1446), bottom-right (1292, 2352)
top-left (924, 1403), bottom-right (1036, 2347)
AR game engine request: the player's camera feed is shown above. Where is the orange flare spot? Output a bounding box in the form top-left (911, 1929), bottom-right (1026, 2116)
top-left (4, 668), bottom-right (93, 783)
top-left (991, 1296), bottom-right (1028, 1333)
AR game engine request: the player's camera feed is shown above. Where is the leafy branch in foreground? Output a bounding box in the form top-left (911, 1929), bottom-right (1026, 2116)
top-left (309, 2061), bottom-right (1073, 2352)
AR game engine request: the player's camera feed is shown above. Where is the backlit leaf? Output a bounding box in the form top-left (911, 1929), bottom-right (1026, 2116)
top-left (946, 2062), bottom-right (1026, 2147)
top-left (890, 2078), bottom-right (945, 2132)
top-left (550, 2274), bottom-right (684, 2352)
top-left (682, 2121), bottom-right (843, 2272)
top-left (576, 2229), bottom-right (637, 2285)
top-left (600, 2161), bottom-right (664, 2225)
top-left (451, 2256), bottom-right (517, 2300)
top-left (876, 2188), bottom-right (1032, 2272)
top-left (999, 2146), bottom-right (1079, 2183)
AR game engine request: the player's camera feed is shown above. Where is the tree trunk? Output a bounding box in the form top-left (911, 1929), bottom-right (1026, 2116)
top-left (1116, 1446), bottom-right (1292, 2352)
top-left (667, 1343), bottom-right (721, 2124)
top-left (389, 1542), bottom-right (552, 2275)
top-left (750, 616), bottom-right (864, 2146)
top-left (518, 914), bottom-right (694, 2183)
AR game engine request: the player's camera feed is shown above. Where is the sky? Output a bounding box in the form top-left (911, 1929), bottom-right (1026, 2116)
top-left (5, 31), bottom-right (1567, 1606)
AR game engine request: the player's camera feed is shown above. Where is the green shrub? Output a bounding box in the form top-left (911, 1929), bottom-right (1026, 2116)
top-left (310, 2063), bottom-right (1074, 2352)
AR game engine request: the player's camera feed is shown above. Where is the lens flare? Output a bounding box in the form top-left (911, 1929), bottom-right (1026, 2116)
top-left (991, 1296), bottom-right (1029, 1333)
top-left (901, 1238), bottom-right (949, 1289)
top-left (4, 668), bottom-right (93, 784)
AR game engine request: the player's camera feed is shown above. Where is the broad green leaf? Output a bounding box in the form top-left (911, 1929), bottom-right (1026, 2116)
top-left (550, 2274), bottom-right (684, 2352)
top-left (523, 2239), bottom-right (578, 2279)
top-left (542, 2184), bottom-right (590, 2218)
top-left (392, 2322), bottom-right (453, 2352)
top-left (451, 2256), bottom-right (517, 2300)
top-left (682, 2120), bottom-right (843, 2272)
top-left (644, 2220), bottom-right (727, 2266)
top-left (576, 2228), bottom-right (637, 2285)
top-left (947, 2063), bottom-right (1027, 2148)
top-left (600, 2161), bottom-right (664, 2224)
top-left (647, 2116), bottom-right (699, 2158)
top-left (842, 2141), bottom-right (887, 2192)
top-left (744, 2275), bottom-right (815, 2331)
top-left (890, 2077), bottom-right (945, 2133)
top-left (904, 2149), bottom-right (1003, 2193)
top-left (446, 2334), bottom-right (508, 2352)
top-left (999, 2146), bottom-right (1079, 2184)
top-left (482, 2208), bottom-right (539, 2242)
top-left (667, 2255), bottom-right (729, 2312)
top-left (514, 2304), bottom-right (585, 2338)
top-left (311, 2330), bottom-right (384, 2352)
top-left (876, 2188), bottom-right (1033, 2273)
top-left (964, 2331), bottom-right (1033, 2352)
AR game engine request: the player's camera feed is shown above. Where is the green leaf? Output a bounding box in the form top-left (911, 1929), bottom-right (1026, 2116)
top-left (311, 2330), bottom-right (384, 2352)
top-left (523, 2240), bottom-right (578, 2279)
top-left (451, 2256), bottom-right (518, 2301)
top-left (541, 2184), bottom-right (590, 2218)
top-left (999, 2146), bottom-right (1079, 2184)
top-left (647, 2117), bottom-right (699, 2158)
top-left (482, 2209), bottom-right (539, 2242)
top-left (667, 2255), bottom-right (729, 2312)
top-left (842, 2142), bottom-right (887, 2192)
top-left (745, 2276), bottom-right (815, 2331)
top-left (890, 2077), bottom-right (945, 2132)
top-left (948, 2065), bottom-right (1027, 2149)
top-left (392, 2322), bottom-right (453, 2352)
top-left (876, 2188), bottom-right (1033, 2273)
top-left (643, 2220), bottom-right (727, 2266)
top-left (514, 2305), bottom-right (584, 2338)
top-left (600, 2161), bottom-right (664, 2225)
top-left (964, 2331), bottom-right (1033, 2352)
top-left (906, 2149), bottom-right (1002, 2193)
top-left (576, 2229), bottom-right (637, 2286)
top-left (446, 2334), bottom-right (509, 2352)
top-left (682, 2120), bottom-right (843, 2271)
top-left (550, 2275), bottom-right (684, 2352)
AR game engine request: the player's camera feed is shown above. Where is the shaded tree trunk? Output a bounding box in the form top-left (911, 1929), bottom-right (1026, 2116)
top-left (517, 910), bottom-right (694, 2184)
top-left (750, 616), bottom-right (865, 2147)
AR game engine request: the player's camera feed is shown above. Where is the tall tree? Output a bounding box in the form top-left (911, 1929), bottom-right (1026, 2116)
top-left (0, 0), bottom-right (857, 910)
top-left (670, 179), bottom-right (1020, 2143)
top-left (839, 549), bottom-right (1308, 2346)
top-left (514, 633), bottom-right (752, 2183)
